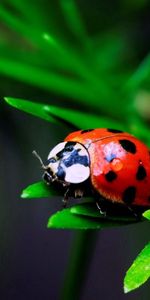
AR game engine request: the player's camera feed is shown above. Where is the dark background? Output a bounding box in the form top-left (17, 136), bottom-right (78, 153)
top-left (1, 0), bottom-right (150, 299)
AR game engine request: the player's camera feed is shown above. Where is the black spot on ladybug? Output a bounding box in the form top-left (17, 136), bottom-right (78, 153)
top-left (63, 150), bottom-right (89, 167)
top-left (56, 165), bottom-right (66, 180)
top-left (119, 139), bottom-right (136, 154)
top-left (148, 196), bottom-right (150, 202)
top-left (56, 142), bottom-right (76, 159)
top-left (81, 129), bottom-right (94, 134)
top-left (65, 141), bottom-right (76, 151)
top-left (122, 186), bottom-right (136, 204)
top-left (136, 165), bottom-right (147, 180)
top-left (105, 153), bottom-right (116, 162)
top-left (105, 170), bottom-right (117, 182)
top-left (56, 149), bottom-right (66, 159)
top-left (107, 128), bottom-right (123, 133)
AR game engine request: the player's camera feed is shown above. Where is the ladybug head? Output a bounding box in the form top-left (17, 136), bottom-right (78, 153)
top-left (33, 141), bottom-right (90, 186)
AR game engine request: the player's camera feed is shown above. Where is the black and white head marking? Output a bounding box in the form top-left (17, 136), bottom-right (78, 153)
top-left (46, 141), bottom-right (90, 184)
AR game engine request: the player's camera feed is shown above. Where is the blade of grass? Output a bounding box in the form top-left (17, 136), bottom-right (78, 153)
top-left (0, 4), bottom-right (98, 84)
top-left (60, 0), bottom-right (91, 52)
top-left (0, 4), bottom-right (126, 115)
top-left (1, 60), bottom-right (97, 103)
top-left (0, 3), bottom-right (127, 116)
top-left (71, 202), bottom-right (138, 223)
top-left (8, 0), bottom-right (45, 28)
top-left (125, 54), bottom-right (150, 91)
top-left (21, 181), bottom-right (61, 199)
top-left (127, 115), bottom-right (150, 146)
top-left (0, 35), bottom-right (88, 74)
top-left (0, 4), bottom-right (80, 71)
top-left (124, 242), bottom-right (150, 293)
top-left (47, 207), bottom-right (130, 230)
top-left (143, 209), bottom-right (150, 220)
top-left (48, 209), bottom-right (102, 229)
top-left (92, 32), bottom-right (125, 72)
top-left (44, 103), bottom-right (125, 129)
top-left (4, 97), bottom-right (126, 130)
top-left (0, 3), bottom-right (40, 39)
top-left (1, 54), bottom-right (126, 117)
top-left (4, 97), bottom-right (57, 123)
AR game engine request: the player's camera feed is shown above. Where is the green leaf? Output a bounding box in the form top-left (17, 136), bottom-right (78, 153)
top-left (8, 0), bottom-right (45, 28)
top-left (71, 202), bottom-right (138, 223)
top-left (4, 97), bottom-right (125, 130)
top-left (60, 0), bottom-right (90, 51)
top-left (21, 181), bottom-right (60, 198)
top-left (126, 54), bottom-right (150, 91)
top-left (4, 97), bottom-right (56, 123)
top-left (0, 59), bottom-right (97, 104)
top-left (124, 242), bottom-right (150, 293)
top-left (143, 209), bottom-right (150, 220)
top-left (22, 182), bottom-right (142, 228)
top-left (48, 208), bottom-right (101, 229)
top-left (47, 203), bottom-right (135, 230)
top-left (60, 0), bottom-right (85, 38)
top-left (45, 104), bottom-right (124, 129)
top-left (127, 115), bottom-right (150, 146)
top-left (93, 32), bottom-right (126, 73)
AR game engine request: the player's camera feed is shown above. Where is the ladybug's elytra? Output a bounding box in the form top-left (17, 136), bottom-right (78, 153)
top-left (34, 128), bottom-right (150, 207)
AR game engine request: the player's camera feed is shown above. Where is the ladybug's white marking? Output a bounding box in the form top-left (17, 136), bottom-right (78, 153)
top-left (65, 164), bottom-right (90, 183)
top-left (102, 141), bottom-right (125, 160)
top-left (47, 142), bottom-right (90, 184)
top-left (48, 160), bottom-right (59, 175)
top-left (92, 141), bottom-right (126, 177)
top-left (47, 142), bottom-right (67, 159)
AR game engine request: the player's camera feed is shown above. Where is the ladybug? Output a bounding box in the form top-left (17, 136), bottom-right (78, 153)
top-left (33, 128), bottom-right (150, 209)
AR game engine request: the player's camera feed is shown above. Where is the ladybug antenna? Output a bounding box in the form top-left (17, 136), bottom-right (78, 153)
top-left (32, 150), bottom-right (47, 170)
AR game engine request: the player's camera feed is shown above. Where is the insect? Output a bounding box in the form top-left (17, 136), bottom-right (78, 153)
top-left (33, 128), bottom-right (150, 210)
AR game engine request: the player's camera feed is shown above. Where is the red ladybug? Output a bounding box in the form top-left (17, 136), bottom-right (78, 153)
top-left (34, 128), bottom-right (150, 207)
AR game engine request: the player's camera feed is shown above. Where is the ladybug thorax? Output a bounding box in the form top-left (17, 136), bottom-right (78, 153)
top-left (45, 141), bottom-right (90, 184)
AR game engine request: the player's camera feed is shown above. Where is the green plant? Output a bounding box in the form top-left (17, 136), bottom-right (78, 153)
top-left (2, 0), bottom-right (150, 298)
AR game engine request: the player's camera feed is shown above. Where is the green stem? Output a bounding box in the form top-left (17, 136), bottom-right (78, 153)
top-left (60, 230), bottom-right (98, 300)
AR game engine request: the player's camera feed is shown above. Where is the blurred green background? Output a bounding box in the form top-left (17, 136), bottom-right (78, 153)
top-left (1, 0), bottom-right (150, 299)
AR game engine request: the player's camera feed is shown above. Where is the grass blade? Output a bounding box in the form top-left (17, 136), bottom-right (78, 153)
top-left (47, 205), bottom-right (132, 230)
top-left (4, 97), bottom-right (56, 123)
top-left (143, 209), bottom-right (150, 220)
top-left (60, 0), bottom-right (90, 51)
top-left (71, 202), bottom-right (138, 223)
top-left (126, 54), bottom-right (150, 91)
top-left (4, 97), bottom-right (125, 130)
top-left (21, 181), bottom-right (60, 198)
top-left (1, 60), bottom-right (99, 103)
top-left (124, 242), bottom-right (150, 293)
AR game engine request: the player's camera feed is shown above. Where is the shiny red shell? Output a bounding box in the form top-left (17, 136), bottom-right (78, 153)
top-left (65, 128), bottom-right (150, 206)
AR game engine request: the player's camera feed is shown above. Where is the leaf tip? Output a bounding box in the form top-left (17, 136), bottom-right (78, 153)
top-left (142, 209), bottom-right (150, 220)
top-left (4, 97), bottom-right (9, 103)
top-left (47, 217), bottom-right (53, 228)
top-left (123, 285), bottom-right (130, 294)
top-left (4, 97), bottom-right (15, 107)
top-left (21, 190), bottom-right (28, 198)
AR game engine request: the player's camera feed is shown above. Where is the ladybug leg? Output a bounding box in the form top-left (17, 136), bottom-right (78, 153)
top-left (74, 189), bottom-right (84, 199)
top-left (94, 193), bottom-right (107, 216)
top-left (96, 201), bottom-right (107, 217)
top-left (126, 205), bottom-right (141, 221)
top-left (62, 188), bottom-right (70, 208)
